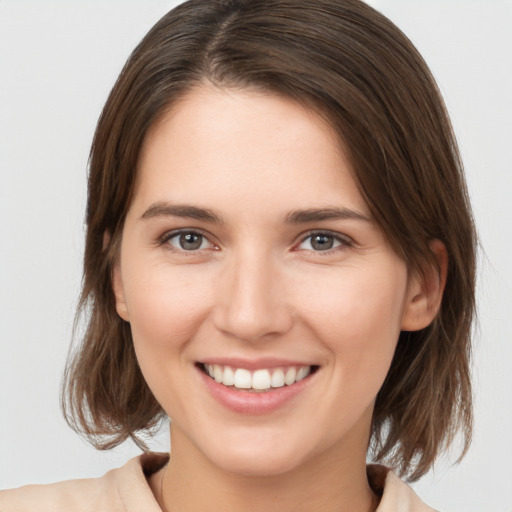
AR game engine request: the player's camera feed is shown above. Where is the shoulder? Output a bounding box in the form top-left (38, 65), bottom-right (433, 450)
top-left (0, 452), bottom-right (168, 512)
top-left (368, 464), bottom-right (438, 512)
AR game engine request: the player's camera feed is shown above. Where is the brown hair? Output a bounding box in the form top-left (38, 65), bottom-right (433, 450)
top-left (62, 0), bottom-right (476, 481)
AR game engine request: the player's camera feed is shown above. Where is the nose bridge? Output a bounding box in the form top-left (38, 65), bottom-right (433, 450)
top-left (213, 245), bottom-right (292, 342)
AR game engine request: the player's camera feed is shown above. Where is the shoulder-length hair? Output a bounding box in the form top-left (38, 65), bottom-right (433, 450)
top-left (62, 0), bottom-right (476, 481)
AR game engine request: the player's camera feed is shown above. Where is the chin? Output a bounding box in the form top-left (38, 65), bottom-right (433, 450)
top-left (213, 450), bottom-right (306, 478)
top-left (199, 433), bottom-right (310, 478)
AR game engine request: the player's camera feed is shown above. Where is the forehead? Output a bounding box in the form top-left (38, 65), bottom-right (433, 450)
top-left (132, 85), bottom-right (370, 219)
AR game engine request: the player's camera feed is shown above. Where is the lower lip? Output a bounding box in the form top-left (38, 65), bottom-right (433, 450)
top-left (198, 367), bottom-right (314, 414)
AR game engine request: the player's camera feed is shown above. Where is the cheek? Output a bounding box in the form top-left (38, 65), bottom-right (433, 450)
top-left (120, 261), bottom-right (216, 418)
top-left (297, 263), bottom-right (407, 390)
top-left (122, 261), bottom-right (213, 356)
top-left (300, 264), bottom-right (406, 340)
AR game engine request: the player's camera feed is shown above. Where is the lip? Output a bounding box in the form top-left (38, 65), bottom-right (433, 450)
top-left (199, 357), bottom-right (314, 371)
top-left (196, 361), bottom-right (318, 414)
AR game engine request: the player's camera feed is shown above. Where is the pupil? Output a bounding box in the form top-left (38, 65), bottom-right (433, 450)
top-left (312, 235), bottom-right (333, 250)
top-left (180, 233), bottom-right (202, 250)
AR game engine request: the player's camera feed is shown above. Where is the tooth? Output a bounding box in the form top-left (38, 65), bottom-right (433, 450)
top-left (206, 364), bottom-right (313, 389)
top-left (223, 366), bottom-right (234, 386)
top-left (284, 367), bottom-right (297, 386)
top-left (296, 366), bottom-right (310, 382)
top-left (234, 368), bottom-right (252, 389)
top-left (252, 369), bottom-right (271, 390)
top-left (271, 369), bottom-right (285, 388)
top-left (214, 365), bottom-right (223, 382)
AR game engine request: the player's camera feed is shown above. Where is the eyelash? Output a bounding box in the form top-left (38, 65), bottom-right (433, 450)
top-left (158, 229), bottom-right (218, 256)
top-left (295, 230), bottom-right (353, 254)
top-left (158, 229), bottom-right (353, 255)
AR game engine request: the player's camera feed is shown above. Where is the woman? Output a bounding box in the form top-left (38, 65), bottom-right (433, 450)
top-left (0, 0), bottom-right (476, 510)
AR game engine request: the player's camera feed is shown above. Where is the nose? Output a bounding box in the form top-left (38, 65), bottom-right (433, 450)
top-left (212, 249), bottom-right (293, 343)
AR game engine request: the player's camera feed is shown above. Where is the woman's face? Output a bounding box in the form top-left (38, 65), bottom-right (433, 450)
top-left (113, 86), bottom-right (426, 476)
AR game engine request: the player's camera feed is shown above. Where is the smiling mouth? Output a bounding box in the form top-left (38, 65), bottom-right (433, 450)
top-left (198, 363), bottom-right (319, 392)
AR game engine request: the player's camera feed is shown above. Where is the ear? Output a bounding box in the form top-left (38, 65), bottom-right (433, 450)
top-left (104, 230), bottom-right (130, 322)
top-left (112, 263), bottom-right (130, 322)
top-left (401, 239), bottom-right (448, 331)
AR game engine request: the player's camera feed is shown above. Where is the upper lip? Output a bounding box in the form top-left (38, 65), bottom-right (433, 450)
top-left (198, 357), bottom-right (317, 371)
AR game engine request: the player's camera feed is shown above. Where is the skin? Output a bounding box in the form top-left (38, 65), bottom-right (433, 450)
top-left (113, 85), bottom-right (446, 512)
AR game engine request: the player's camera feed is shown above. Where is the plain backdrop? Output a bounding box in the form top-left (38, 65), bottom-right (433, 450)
top-left (1, 1), bottom-right (511, 510)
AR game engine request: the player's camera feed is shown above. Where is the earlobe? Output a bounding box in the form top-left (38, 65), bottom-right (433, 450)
top-left (401, 239), bottom-right (448, 332)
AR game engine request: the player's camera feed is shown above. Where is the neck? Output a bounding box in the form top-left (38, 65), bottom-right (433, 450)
top-left (153, 426), bottom-right (378, 512)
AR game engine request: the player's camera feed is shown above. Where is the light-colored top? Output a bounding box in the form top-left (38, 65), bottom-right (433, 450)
top-left (0, 452), bottom-right (437, 512)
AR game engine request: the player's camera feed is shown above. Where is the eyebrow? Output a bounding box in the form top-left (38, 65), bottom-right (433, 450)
top-left (140, 202), bottom-right (224, 224)
top-left (140, 202), bottom-right (370, 225)
top-left (285, 207), bottom-right (371, 224)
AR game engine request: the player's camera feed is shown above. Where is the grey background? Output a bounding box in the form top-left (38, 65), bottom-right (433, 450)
top-left (1, 1), bottom-right (511, 510)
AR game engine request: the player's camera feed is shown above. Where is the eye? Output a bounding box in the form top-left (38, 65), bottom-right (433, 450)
top-left (297, 232), bottom-right (349, 252)
top-left (163, 231), bottom-right (213, 251)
